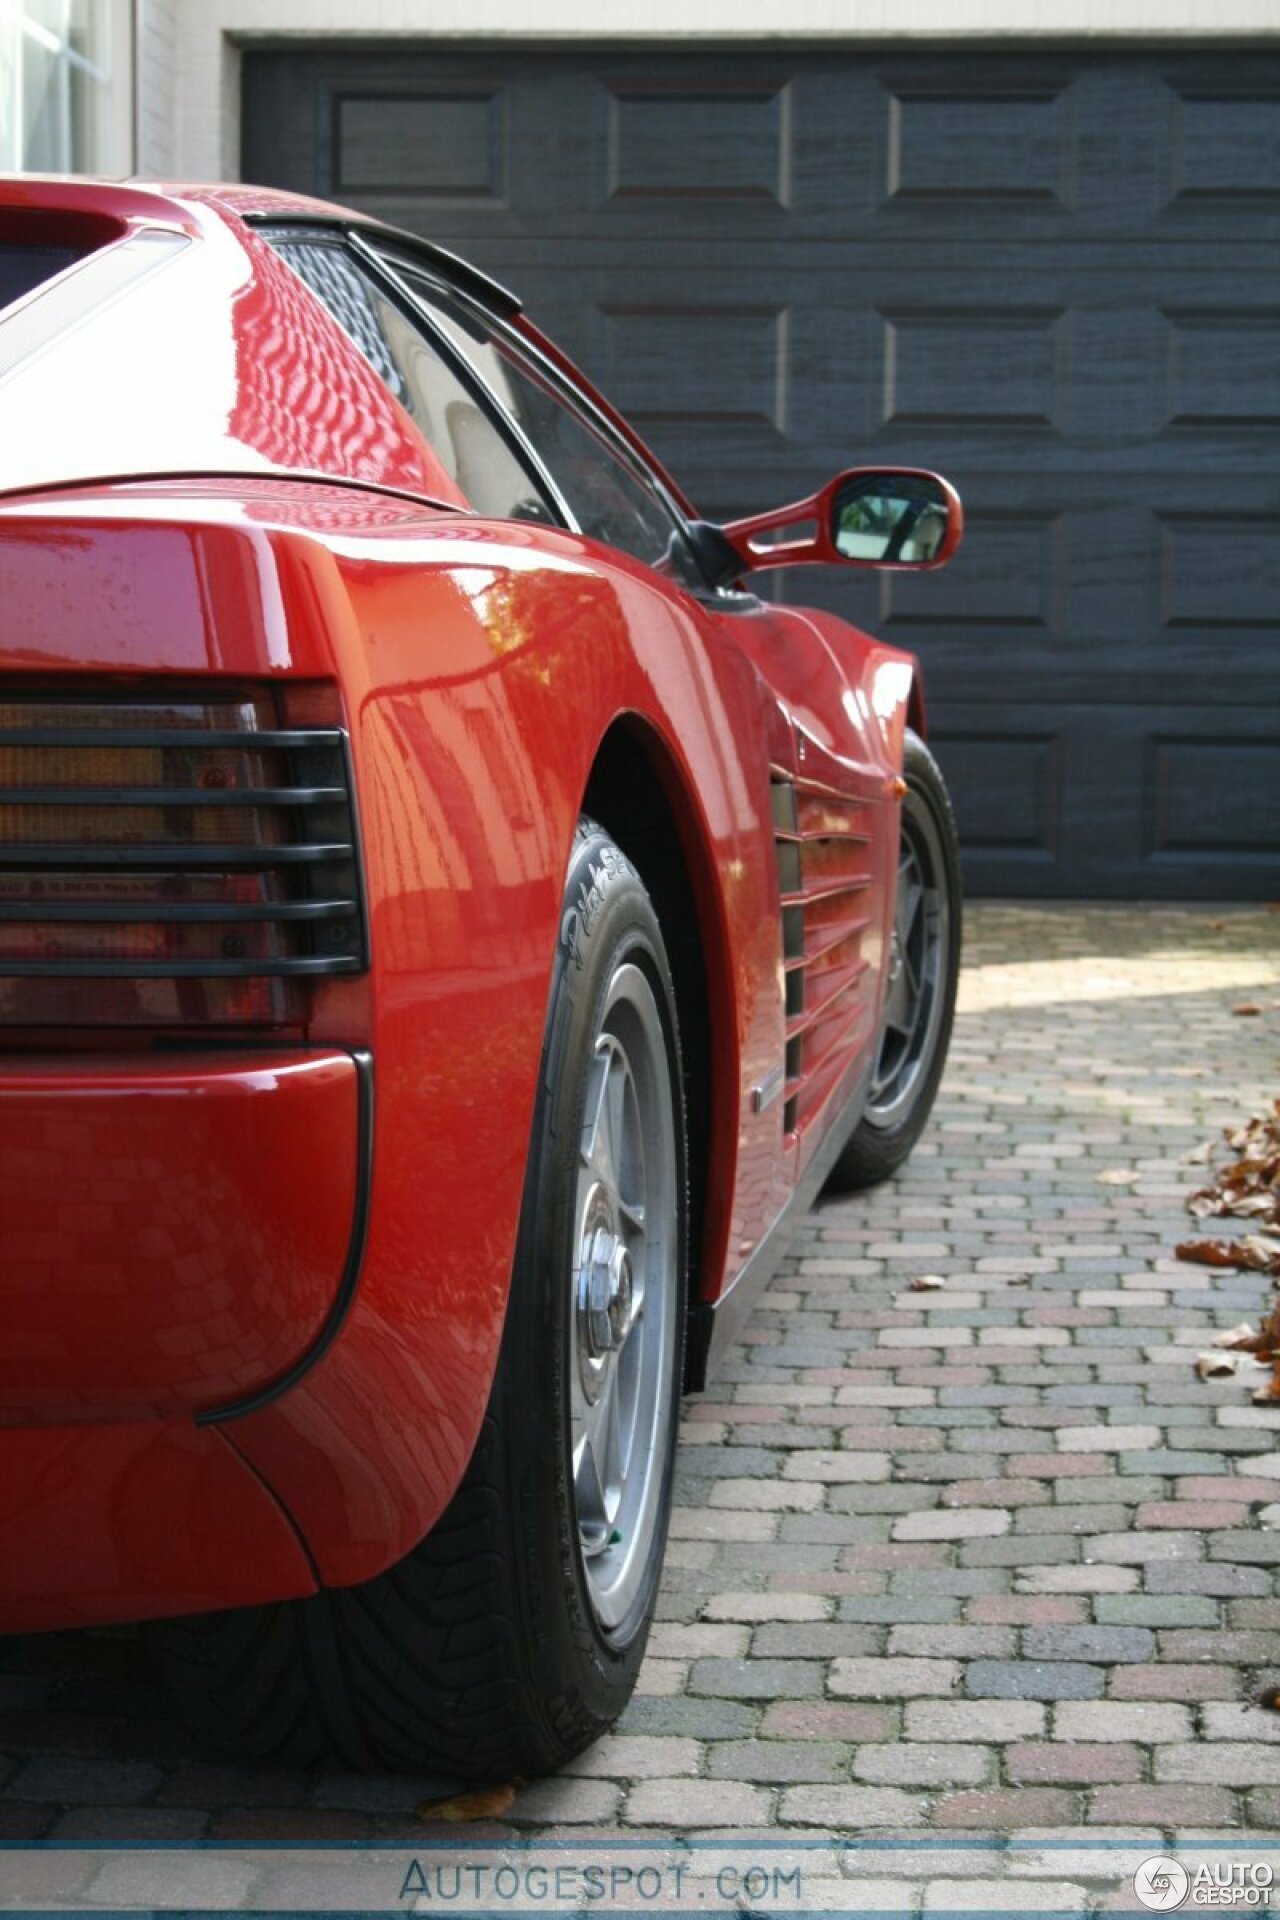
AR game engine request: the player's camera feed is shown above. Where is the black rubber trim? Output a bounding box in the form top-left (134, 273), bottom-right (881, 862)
top-left (0, 898), bottom-right (358, 923)
top-left (197, 1047), bottom-right (374, 1427)
top-left (0, 728), bottom-right (344, 749)
top-left (0, 956), bottom-right (364, 979)
top-left (0, 842), bottom-right (352, 867)
top-left (246, 212), bottom-right (522, 317)
top-left (0, 785), bottom-right (346, 807)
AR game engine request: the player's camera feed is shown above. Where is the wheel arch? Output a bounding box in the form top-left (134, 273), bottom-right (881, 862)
top-left (580, 715), bottom-right (737, 1391)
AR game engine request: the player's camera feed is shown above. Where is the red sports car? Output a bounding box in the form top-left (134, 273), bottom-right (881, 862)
top-left (0, 177), bottom-right (963, 1777)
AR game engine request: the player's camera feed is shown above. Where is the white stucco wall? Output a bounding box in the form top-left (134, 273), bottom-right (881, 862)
top-left (135, 0), bottom-right (180, 174)
top-left (141, 0), bottom-right (1278, 184)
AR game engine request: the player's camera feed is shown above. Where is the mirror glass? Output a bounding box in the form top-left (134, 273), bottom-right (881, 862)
top-left (832, 472), bottom-right (950, 565)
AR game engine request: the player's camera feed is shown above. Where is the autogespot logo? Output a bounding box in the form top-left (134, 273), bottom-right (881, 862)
top-left (1136, 1858), bottom-right (1192, 1912)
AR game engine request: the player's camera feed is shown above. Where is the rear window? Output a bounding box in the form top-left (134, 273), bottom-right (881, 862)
top-left (0, 245), bottom-right (82, 314)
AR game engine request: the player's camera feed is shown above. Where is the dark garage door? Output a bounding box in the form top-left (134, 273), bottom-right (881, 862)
top-left (243, 47), bottom-right (1280, 898)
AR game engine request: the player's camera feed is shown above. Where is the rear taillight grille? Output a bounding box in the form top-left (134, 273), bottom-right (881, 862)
top-left (0, 695), bottom-right (367, 1024)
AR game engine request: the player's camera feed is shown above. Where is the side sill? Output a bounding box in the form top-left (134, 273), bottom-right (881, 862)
top-left (685, 1053), bottom-right (873, 1391)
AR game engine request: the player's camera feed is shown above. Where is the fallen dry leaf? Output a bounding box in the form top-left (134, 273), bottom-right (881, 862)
top-left (1242, 1235), bottom-right (1280, 1273)
top-left (910, 1273), bottom-right (947, 1291)
top-left (419, 1784), bottom-right (518, 1823)
top-left (1210, 1323), bottom-right (1265, 1351)
top-left (1178, 1239), bottom-right (1251, 1270)
top-left (1195, 1352), bottom-right (1241, 1378)
top-left (1097, 1169), bottom-right (1140, 1186)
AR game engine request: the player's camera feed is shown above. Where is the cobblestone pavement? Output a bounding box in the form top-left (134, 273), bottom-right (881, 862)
top-left (2, 904), bottom-right (1279, 1841)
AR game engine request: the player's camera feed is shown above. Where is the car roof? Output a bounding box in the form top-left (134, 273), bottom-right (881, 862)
top-left (0, 176), bottom-right (698, 526)
top-left (0, 175), bottom-right (471, 507)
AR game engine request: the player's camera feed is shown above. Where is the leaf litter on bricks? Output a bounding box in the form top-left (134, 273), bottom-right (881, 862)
top-left (1180, 1101), bottom-right (1280, 1396)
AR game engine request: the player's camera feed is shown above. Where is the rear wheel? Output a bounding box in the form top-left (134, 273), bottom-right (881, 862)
top-left (154, 820), bottom-right (686, 1777)
top-left (825, 730), bottom-right (961, 1193)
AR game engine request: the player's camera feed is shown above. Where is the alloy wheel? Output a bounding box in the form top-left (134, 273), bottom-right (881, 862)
top-left (569, 958), bottom-right (678, 1638)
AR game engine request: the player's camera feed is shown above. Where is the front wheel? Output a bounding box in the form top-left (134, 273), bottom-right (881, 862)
top-left (825, 730), bottom-right (961, 1193)
top-left (153, 820), bottom-right (687, 1777)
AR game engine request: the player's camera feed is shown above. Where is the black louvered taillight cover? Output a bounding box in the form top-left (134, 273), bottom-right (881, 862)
top-left (0, 693), bottom-right (367, 1025)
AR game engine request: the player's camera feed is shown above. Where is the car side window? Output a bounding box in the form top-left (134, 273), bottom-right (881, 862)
top-left (390, 263), bottom-right (702, 583)
top-left (270, 236), bottom-right (556, 525)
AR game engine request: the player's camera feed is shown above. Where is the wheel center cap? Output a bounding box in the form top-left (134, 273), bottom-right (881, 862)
top-left (606, 1240), bottom-right (633, 1347)
top-left (582, 1225), bottom-right (634, 1360)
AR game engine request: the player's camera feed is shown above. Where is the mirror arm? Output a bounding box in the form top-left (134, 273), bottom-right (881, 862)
top-left (684, 520), bottom-right (749, 593)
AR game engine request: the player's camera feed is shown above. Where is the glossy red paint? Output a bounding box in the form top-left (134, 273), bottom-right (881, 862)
top-left (0, 181), bottom-right (463, 504)
top-left (0, 1050), bottom-right (359, 1426)
top-left (0, 1419), bottom-right (316, 1634)
top-left (0, 178), bottom-right (941, 1625)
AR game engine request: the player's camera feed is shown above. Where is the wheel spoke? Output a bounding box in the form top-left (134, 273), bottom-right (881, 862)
top-left (898, 872), bottom-right (924, 949)
top-left (605, 1055), bottom-right (628, 1186)
top-left (581, 1040), bottom-right (623, 1193)
top-left (573, 1394), bottom-right (610, 1556)
top-left (597, 1365), bottom-right (624, 1520)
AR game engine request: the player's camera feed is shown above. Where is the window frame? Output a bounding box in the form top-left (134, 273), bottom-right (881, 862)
top-left (258, 216), bottom-right (716, 592)
top-left (260, 223), bottom-right (572, 530)
top-left (360, 236), bottom-right (711, 585)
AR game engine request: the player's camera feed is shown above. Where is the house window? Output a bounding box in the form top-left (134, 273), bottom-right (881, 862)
top-left (0, 0), bottom-right (131, 175)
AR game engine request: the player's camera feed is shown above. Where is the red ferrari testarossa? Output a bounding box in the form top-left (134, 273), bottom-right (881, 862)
top-left (0, 176), bottom-right (963, 1776)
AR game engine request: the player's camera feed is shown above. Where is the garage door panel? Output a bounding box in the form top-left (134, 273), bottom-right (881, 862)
top-left (1169, 85), bottom-right (1280, 208)
top-left (1165, 310), bottom-right (1280, 428)
top-left (243, 45), bottom-right (1280, 898)
top-left (935, 706), bottom-right (1279, 898)
top-left (590, 303), bottom-right (792, 439)
top-left (881, 85), bottom-right (1074, 210)
top-left (1157, 514), bottom-right (1280, 634)
top-left (599, 77), bottom-right (794, 209)
top-left (883, 509), bottom-right (1067, 638)
top-left (1146, 736), bottom-right (1280, 861)
top-left (929, 727), bottom-right (1066, 866)
top-left (329, 90), bottom-right (509, 202)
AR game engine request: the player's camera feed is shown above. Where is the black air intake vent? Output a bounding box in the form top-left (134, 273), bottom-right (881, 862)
top-left (772, 769), bottom-right (875, 1135)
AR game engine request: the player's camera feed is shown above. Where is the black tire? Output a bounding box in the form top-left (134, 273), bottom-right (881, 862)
top-left (825, 730), bottom-right (961, 1194)
top-left (153, 820), bottom-right (687, 1777)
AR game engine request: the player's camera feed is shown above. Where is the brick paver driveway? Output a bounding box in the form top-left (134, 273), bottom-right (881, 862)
top-left (2, 904), bottom-right (1278, 1840)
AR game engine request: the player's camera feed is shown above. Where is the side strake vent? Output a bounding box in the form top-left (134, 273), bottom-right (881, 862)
top-left (772, 771), bottom-right (874, 1136)
top-left (0, 693), bottom-right (367, 1027)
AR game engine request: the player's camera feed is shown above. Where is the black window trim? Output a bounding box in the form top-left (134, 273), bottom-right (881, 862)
top-left (348, 232), bottom-right (581, 535)
top-left (371, 238), bottom-right (698, 550)
top-left (246, 209), bottom-right (523, 319)
top-left (258, 220), bottom-right (574, 533)
top-left (254, 213), bottom-right (724, 594)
